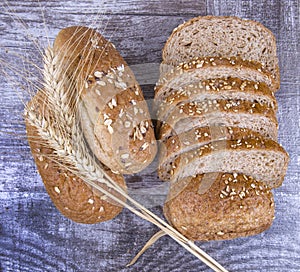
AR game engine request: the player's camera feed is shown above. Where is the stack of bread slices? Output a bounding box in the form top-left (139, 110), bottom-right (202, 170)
top-left (155, 16), bottom-right (289, 241)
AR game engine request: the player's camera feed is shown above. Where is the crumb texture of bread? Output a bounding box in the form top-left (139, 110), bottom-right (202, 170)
top-left (159, 137), bottom-right (289, 188)
top-left (156, 78), bottom-right (277, 122)
top-left (162, 16), bottom-right (280, 90)
top-left (158, 99), bottom-right (278, 141)
top-left (156, 57), bottom-right (277, 94)
top-left (160, 126), bottom-right (266, 169)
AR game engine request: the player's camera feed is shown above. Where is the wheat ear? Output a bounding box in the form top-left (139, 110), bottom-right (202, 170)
top-left (24, 46), bottom-right (228, 272)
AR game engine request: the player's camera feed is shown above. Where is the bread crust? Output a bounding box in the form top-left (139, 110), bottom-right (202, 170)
top-left (25, 93), bottom-right (126, 224)
top-left (54, 26), bottom-right (157, 174)
top-left (164, 173), bottom-right (275, 241)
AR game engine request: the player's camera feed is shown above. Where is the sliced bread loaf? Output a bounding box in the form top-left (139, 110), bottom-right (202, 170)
top-left (162, 16), bottom-right (280, 90)
top-left (158, 137), bottom-right (289, 188)
top-left (159, 99), bottom-right (278, 141)
top-left (164, 173), bottom-right (275, 241)
top-left (156, 77), bottom-right (277, 122)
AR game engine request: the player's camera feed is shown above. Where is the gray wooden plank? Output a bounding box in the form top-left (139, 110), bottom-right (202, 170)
top-left (2, 0), bottom-right (207, 16)
top-left (1, 0), bottom-right (299, 272)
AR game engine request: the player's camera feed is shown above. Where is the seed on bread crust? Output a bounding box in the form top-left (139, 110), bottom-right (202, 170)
top-left (164, 173), bottom-right (275, 241)
top-left (53, 26), bottom-right (157, 174)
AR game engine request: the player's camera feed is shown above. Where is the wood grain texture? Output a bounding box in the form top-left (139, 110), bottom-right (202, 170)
top-left (0, 0), bottom-right (299, 271)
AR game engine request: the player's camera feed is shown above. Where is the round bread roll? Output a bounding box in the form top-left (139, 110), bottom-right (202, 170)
top-left (25, 93), bottom-right (126, 224)
top-left (53, 26), bottom-right (157, 174)
top-left (164, 172), bottom-right (275, 241)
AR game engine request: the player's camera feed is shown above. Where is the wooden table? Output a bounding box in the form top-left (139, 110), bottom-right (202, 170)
top-left (1, 1), bottom-right (299, 271)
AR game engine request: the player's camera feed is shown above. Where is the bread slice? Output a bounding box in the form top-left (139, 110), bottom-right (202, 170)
top-left (162, 16), bottom-right (280, 90)
top-left (156, 77), bottom-right (277, 122)
top-left (160, 126), bottom-right (265, 169)
top-left (159, 99), bottom-right (278, 141)
top-left (158, 137), bottom-right (289, 188)
top-left (155, 57), bottom-right (277, 98)
top-left (164, 173), bottom-right (275, 241)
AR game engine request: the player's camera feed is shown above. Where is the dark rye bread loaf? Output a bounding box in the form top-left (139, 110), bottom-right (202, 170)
top-left (158, 137), bottom-right (289, 188)
top-left (53, 26), bottom-right (157, 174)
top-left (164, 173), bottom-right (275, 241)
top-left (25, 92), bottom-right (126, 224)
top-left (162, 16), bottom-right (280, 90)
top-left (158, 99), bottom-right (278, 141)
top-left (155, 57), bottom-right (277, 97)
top-left (156, 78), bottom-right (277, 123)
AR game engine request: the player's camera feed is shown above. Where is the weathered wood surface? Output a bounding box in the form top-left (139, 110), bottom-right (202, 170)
top-left (0, 0), bottom-right (299, 271)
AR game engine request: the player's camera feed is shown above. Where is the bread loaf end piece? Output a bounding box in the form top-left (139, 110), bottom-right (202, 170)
top-left (164, 173), bottom-right (275, 241)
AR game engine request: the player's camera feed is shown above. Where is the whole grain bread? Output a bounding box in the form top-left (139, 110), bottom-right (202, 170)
top-left (53, 26), bottom-right (157, 174)
top-left (156, 78), bottom-right (277, 123)
top-left (158, 137), bottom-right (289, 188)
top-left (155, 57), bottom-right (277, 97)
top-left (159, 99), bottom-right (278, 141)
top-left (156, 15), bottom-right (288, 243)
top-left (25, 92), bottom-right (126, 224)
top-left (160, 126), bottom-right (265, 169)
top-left (164, 173), bottom-right (275, 241)
top-left (162, 16), bottom-right (280, 90)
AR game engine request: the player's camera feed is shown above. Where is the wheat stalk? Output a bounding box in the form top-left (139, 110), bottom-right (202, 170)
top-left (24, 46), bottom-right (228, 272)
